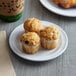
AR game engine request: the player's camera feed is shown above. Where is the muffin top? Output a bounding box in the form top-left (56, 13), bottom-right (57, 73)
top-left (40, 26), bottom-right (60, 40)
top-left (24, 18), bottom-right (42, 32)
top-left (20, 32), bottom-right (40, 46)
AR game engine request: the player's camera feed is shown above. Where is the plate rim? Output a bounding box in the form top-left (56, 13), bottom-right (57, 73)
top-left (9, 21), bottom-right (68, 62)
top-left (39, 0), bottom-right (76, 17)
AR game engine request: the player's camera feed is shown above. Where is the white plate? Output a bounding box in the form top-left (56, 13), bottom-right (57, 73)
top-left (9, 21), bottom-right (68, 62)
top-left (40, 0), bottom-right (76, 17)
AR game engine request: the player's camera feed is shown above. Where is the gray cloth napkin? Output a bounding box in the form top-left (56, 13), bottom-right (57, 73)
top-left (0, 31), bottom-right (16, 76)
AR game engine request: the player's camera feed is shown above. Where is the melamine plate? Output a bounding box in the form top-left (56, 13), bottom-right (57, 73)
top-left (40, 0), bottom-right (76, 17)
top-left (9, 21), bottom-right (68, 62)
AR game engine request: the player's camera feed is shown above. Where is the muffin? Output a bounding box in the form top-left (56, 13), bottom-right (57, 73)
top-left (40, 26), bottom-right (60, 50)
top-left (53, 0), bottom-right (76, 8)
top-left (20, 32), bottom-right (40, 54)
top-left (24, 18), bottom-right (43, 34)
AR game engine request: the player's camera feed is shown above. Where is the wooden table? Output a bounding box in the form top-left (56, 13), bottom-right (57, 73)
top-left (0, 0), bottom-right (76, 76)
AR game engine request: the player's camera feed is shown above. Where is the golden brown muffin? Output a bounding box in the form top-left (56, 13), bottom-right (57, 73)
top-left (24, 18), bottom-right (43, 34)
top-left (53, 0), bottom-right (76, 8)
top-left (40, 26), bottom-right (60, 50)
top-left (20, 32), bottom-right (40, 54)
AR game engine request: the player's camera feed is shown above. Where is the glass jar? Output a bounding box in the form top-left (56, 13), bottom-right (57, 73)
top-left (0, 0), bottom-right (24, 22)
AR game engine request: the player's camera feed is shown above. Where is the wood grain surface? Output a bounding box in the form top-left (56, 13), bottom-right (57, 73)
top-left (0, 0), bottom-right (76, 76)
